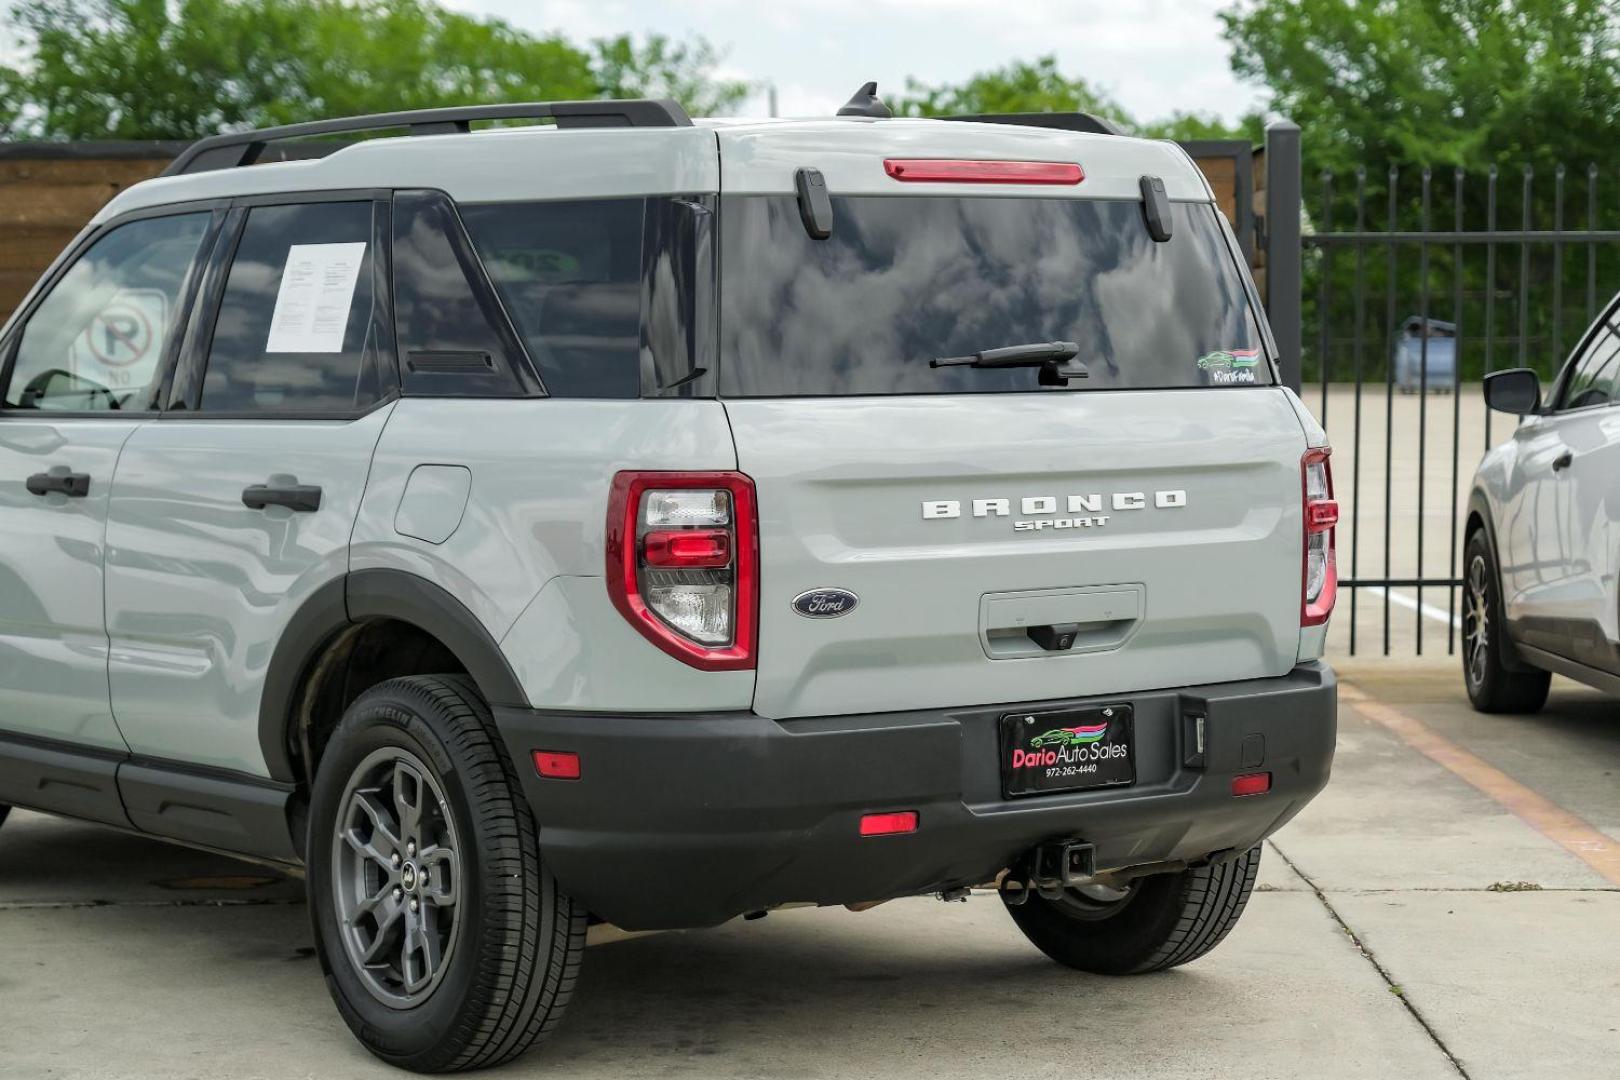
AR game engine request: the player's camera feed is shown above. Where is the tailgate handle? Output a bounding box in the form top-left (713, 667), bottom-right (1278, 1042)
top-left (980, 584), bottom-right (1145, 660)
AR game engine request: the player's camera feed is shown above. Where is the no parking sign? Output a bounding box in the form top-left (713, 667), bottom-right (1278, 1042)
top-left (68, 288), bottom-right (168, 389)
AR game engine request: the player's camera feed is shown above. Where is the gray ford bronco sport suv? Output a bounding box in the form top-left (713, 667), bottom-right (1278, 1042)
top-left (0, 87), bottom-right (1337, 1071)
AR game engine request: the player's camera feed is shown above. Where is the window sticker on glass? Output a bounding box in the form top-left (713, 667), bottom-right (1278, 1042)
top-left (265, 242), bottom-right (367, 354)
top-left (1196, 347), bottom-right (1262, 384)
top-left (67, 287), bottom-right (170, 390)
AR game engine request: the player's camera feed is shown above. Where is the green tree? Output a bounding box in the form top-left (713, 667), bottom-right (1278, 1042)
top-left (1138, 110), bottom-right (1265, 144)
top-left (0, 66), bottom-right (22, 137)
top-left (1223, 0), bottom-right (1620, 382)
top-left (892, 56), bottom-right (1132, 126)
top-left (1223, 0), bottom-right (1620, 175)
top-left (891, 54), bottom-right (1257, 141)
top-left (593, 33), bottom-right (750, 118)
top-left (0, 0), bottom-right (743, 138)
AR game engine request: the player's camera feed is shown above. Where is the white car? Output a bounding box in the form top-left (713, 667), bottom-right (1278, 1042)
top-left (1466, 300), bottom-right (1620, 711)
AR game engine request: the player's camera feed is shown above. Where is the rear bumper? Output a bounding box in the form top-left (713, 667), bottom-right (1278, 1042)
top-left (496, 662), bottom-right (1336, 930)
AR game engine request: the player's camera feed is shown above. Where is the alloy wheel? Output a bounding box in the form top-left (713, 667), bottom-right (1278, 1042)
top-left (332, 746), bottom-right (463, 1009)
top-left (1464, 553), bottom-right (1491, 690)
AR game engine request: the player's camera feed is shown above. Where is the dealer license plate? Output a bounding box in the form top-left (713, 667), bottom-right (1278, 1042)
top-left (999, 704), bottom-right (1136, 797)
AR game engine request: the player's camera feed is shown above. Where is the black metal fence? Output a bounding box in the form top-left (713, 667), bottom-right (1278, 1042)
top-left (1261, 123), bottom-right (1620, 655)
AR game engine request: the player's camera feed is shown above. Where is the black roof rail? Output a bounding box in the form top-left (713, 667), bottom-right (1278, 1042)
top-left (942, 112), bottom-right (1127, 137)
top-left (161, 98), bottom-right (692, 177)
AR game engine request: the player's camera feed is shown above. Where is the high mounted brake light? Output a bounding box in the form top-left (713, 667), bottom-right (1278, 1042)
top-left (606, 471), bottom-right (758, 671)
top-left (883, 159), bottom-right (1084, 185)
top-left (1301, 449), bottom-right (1338, 627)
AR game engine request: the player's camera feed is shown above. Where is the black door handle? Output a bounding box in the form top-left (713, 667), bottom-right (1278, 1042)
top-left (242, 483), bottom-right (322, 512)
top-left (26, 471), bottom-right (90, 498)
top-left (1552, 450), bottom-right (1574, 472)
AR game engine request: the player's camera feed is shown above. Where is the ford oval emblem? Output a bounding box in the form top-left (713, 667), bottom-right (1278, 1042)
top-left (792, 588), bottom-right (859, 619)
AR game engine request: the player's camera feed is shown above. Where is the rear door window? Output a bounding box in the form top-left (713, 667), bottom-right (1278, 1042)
top-left (718, 196), bottom-right (1267, 397)
top-left (200, 201), bottom-right (385, 414)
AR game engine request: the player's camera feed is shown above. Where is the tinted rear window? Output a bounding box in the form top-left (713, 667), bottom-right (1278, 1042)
top-left (460, 199), bottom-right (645, 399)
top-left (719, 196), bottom-right (1268, 397)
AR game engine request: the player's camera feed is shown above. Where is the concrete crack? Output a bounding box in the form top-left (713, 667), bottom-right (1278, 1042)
top-left (1267, 840), bottom-right (1472, 1080)
top-left (1313, 885), bottom-right (1619, 894)
top-left (0, 897), bottom-right (306, 911)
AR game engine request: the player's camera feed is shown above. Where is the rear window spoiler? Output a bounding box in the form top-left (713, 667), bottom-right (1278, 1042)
top-left (941, 112), bottom-right (1125, 137)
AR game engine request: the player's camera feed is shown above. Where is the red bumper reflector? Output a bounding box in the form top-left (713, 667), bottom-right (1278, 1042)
top-left (883, 159), bottom-right (1084, 185)
top-left (859, 811), bottom-right (919, 836)
top-left (1231, 772), bottom-right (1271, 797)
top-left (642, 527), bottom-right (732, 568)
top-left (533, 750), bottom-right (581, 780)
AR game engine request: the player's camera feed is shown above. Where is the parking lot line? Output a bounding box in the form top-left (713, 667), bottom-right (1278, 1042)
top-left (1360, 584), bottom-right (1463, 630)
top-left (1341, 682), bottom-right (1620, 887)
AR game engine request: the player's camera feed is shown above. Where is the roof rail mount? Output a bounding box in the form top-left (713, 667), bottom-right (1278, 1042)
top-left (943, 112), bottom-right (1126, 137)
top-left (837, 82), bottom-right (893, 119)
top-left (161, 98), bottom-right (693, 177)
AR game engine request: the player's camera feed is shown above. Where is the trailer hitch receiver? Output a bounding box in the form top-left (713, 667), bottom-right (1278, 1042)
top-left (1001, 840), bottom-right (1098, 905)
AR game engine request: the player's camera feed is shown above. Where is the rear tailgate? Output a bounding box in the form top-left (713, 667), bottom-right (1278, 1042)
top-left (715, 119), bottom-right (1310, 719)
top-left (729, 390), bottom-right (1307, 718)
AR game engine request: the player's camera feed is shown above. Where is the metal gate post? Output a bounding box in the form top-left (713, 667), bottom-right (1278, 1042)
top-left (1265, 119), bottom-right (1304, 393)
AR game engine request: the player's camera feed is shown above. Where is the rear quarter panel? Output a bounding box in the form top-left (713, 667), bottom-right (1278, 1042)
top-left (352, 398), bottom-right (755, 711)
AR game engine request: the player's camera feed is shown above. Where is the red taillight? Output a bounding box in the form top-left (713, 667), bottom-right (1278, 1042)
top-left (532, 750), bottom-right (581, 780)
top-left (1231, 772), bottom-right (1271, 797)
top-left (643, 528), bottom-right (731, 569)
top-left (1306, 500), bottom-right (1340, 531)
top-left (1302, 448), bottom-right (1337, 627)
top-left (859, 811), bottom-right (919, 836)
top-left (606, 471), bottom-right (758, 671)
top-left (883, 159), bottom-right (1084, 185)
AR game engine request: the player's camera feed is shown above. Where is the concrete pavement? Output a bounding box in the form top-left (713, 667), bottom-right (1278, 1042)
top-left (2, 661), bottom-right (1617, 1079)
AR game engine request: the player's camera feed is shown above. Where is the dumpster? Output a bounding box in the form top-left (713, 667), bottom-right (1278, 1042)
top-left (1394, 316), bottom-right (1456, 393)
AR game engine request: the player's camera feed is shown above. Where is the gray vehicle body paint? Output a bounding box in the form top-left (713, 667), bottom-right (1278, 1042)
top-left (0, 112), bottom-right (1331, 848)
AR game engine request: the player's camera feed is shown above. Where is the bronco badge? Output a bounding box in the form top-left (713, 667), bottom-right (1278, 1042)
top-left (792, 588), bottom-right (859, 619)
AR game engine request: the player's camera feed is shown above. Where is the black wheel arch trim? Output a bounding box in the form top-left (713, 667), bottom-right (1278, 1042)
top-left (1465, 488), bottom-right (1497, 551)
top-left (1, 569), bottom-right (523, 864)
top-left (258, 569), bottom-right (528, 783)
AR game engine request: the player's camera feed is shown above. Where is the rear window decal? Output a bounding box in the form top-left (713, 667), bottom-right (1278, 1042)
top-left (1196, 347), bottom-right (1261, 371)
top-left (1197, 347), bottom-right (1261, 384)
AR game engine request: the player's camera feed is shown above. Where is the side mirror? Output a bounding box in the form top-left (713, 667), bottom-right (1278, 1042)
top-left (1483, 368), bottom-right (1542, 415)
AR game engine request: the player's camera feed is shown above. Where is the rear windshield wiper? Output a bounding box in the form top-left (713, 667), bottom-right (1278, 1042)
top-left (929, 341), bottom-right (1088, 386)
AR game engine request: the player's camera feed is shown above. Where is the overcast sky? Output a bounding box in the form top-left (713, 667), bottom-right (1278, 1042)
top-left (446, 0), bottom-right (1267, 124)
top-left (0, 0), bottom-right (1267, 126)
